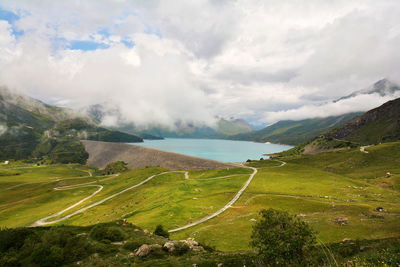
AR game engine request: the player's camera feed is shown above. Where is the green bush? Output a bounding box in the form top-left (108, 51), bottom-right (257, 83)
top-left (123, 239), bottom-right (143, 251)
top-left (90, 225), bottom-right (126, 242)
top-left (251, 208), bottom-right (316, 265)
top-left (173, 242), bottom-right (190, 256)
top-left (104, 161), bottom-right (128, 174)
top-left (154, 225), bottom-right (169, 238)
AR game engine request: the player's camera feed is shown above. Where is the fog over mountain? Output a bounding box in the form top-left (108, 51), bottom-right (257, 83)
top-left (0, 1), bottom-right (400, 128)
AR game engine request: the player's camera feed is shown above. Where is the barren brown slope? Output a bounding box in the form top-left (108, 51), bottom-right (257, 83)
top-left (82, 140), bottom-right (235, 170)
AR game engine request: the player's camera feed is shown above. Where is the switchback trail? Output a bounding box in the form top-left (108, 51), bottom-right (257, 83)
top-left (32, 160), bottom-right (285, 230)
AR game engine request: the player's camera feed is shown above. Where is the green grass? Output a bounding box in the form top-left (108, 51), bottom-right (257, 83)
top-left (1, 143), bottom-right (400, 253)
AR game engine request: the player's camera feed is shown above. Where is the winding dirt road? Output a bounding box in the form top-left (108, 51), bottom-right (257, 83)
top-left (32, 161), bottom-right (285, 231)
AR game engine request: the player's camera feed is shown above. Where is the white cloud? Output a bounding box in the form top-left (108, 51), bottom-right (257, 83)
top-left (0, 0), bottom-right (399, 127)
top-left (263, 92), bottom-right (400, 123)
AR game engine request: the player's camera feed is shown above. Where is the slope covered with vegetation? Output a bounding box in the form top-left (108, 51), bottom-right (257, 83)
top-left (231, 113), bottom-right (360, 145)
top-left (0, 88), bottom-right (142, 163)
top-left (1, 141), bottom-right (400, 265)
top-left (327, 97), bottom-right (400, 145)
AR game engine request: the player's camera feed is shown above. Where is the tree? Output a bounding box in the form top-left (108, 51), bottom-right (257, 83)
top-left (104, 161), bottom-right (128, 174)
top-left (251, 208), bottom-right (316, 266)
top-left (154, 225), bottom-right (169, 238)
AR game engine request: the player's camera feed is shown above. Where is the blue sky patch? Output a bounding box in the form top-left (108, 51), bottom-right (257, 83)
top-left (0, 6), bottom-right (19, 23)
top-left (68, 40), bottom-right (110, 51)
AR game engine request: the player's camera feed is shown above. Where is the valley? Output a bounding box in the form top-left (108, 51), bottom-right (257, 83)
top-left (1, 141), bottom-right (399, 253)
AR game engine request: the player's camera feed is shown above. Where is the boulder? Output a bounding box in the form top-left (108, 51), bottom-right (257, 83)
top-left (135, 244), bottom-right (152, 257)
top-left (181, 238), bottom-right (205, 252)
top-left (143, 229), bottom-right (151, 235)
top-left (163, 241), bottom-right (176, 252)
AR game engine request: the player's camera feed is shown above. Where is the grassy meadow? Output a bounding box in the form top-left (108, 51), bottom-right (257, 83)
top-left (0, 141), bottom-right (399, 253)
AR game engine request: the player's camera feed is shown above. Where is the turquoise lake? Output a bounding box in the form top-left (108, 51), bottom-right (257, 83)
top-left (132, 138), bottom-right (292, 162)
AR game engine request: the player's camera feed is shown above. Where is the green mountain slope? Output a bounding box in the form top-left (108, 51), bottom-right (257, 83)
top-left (278, 97), bottom-right (400, 156)
top-left (0, 88), bottom-right (142, 162)
top-left (327, 97), bottom-right (400, 145)
top-left (231, 113), bottom-right (361, 145)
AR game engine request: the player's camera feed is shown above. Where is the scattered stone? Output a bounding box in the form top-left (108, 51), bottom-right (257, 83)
top-left (191, 246), bottom-right (205, 252)
top-left (193, 197), bottom-right (198, 200)
top-left (134, 228), bottom-right (140, 232)
top-left (184, 238), bottom-right (198, 248)
top-left (143, 229), bottom-right (151, 235)
top-left (181, 238), bottom-right (205, 252)
top-left (386, 172), bottom-right (392, 178)
top-left (297, 214), bottom-right (306, 218)
top-left (111, 241), bottom-right (124, 245)
top-left (217, 264), bottom-right (223, 267)
top-left (250, 218), bottom-right (257, 222)
top-left (135, 244), bottom-right (152, 257)
top-left (91, 253), bottom-right (99, 259)
top-left (342, 238), bottom-right (353, 243)
top-left (128, 252), bottom-right (135, 257)
top-left (163, 241), bottom-right (176, 252)
top-left (194, 188), bottom-right (201, 192)
top-left (376, 207), bottom-right (384, 212)
top-left (333, 217), bottom-right (348, 225)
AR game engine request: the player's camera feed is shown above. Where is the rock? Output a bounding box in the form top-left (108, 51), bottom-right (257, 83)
top-left (217, 264), bottom-right (223, 267)
top-left (163, 241), bottom-right (176, 252)
top-left (134, 228), bottom-right (140, 232)
top-left (143, 229), bottom-right (151, 235)
top-left (128, 252), bottom-right (135, 257)
top-left (192, 245), bottom-right (205, 252)
top-left (135, 244), bottom-right (152, 257)
top-left (333, 217), bottom-right (348, 225)
top-left (297, 214), bottom-right (306, 218)
top-left (91, 253), bottom-right (99, 259)
top-left (376, 207), bottom-right (384, 212)
top-left (342, 238), bottom-right (353, 243)
top-left (193, 197), bottom-right (198, 200)
top-left (180, 238), bottom-right (205, 252)
top-left (250, 218), bottom-right (257, 222)
top-left (386, 172), bottom-right (392, 178)
top-left (184, 238), bottom-right (199, 248)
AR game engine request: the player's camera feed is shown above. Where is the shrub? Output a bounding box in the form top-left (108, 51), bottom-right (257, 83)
top-left (173, 242), bottom-right (190, 256)
top-left (154, 225), bottom-right (169, 238)
top-left (104, 161), bottom-right (128, 174)
top-left (123, 239), bottom-right (143, 251)
top-left (251, 208), bottom-right (316, 265)
top-left (90, 225), bottom-right (125, 242)
top-left (31, 244), bottom-right (64, 267)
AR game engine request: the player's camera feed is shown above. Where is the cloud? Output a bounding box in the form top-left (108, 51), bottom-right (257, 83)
top-left (0, 0), bottom-right (399, 127)
top-left (263, 92), bottom-right (400, 123)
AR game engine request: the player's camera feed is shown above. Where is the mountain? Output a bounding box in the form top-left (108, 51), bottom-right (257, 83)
top-left (278, 97), bottom-right (400, 157)
top-left (327, 97), bottom-right (400, 145)
top-left (0, 87), bottom-right (142, 162)
top-left (230, 113), bottom-right (361, 145)
top-left (334, 78), bottom-right (400, 102)
top-left (87, 104), bottom-right (253, 139)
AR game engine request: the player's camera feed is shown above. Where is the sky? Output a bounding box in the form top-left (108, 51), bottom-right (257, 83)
top-left (0, 0), bottom-right (399, 128)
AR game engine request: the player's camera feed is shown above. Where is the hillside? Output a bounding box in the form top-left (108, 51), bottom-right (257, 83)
top-left (326, 97), bottom-right (400, 145)
top-left (231, 113), bottom-right (360, 145)
top-left (276, 97), bottom-right (400, 157)
top-left (0, 88), bottom-right (143, 162)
